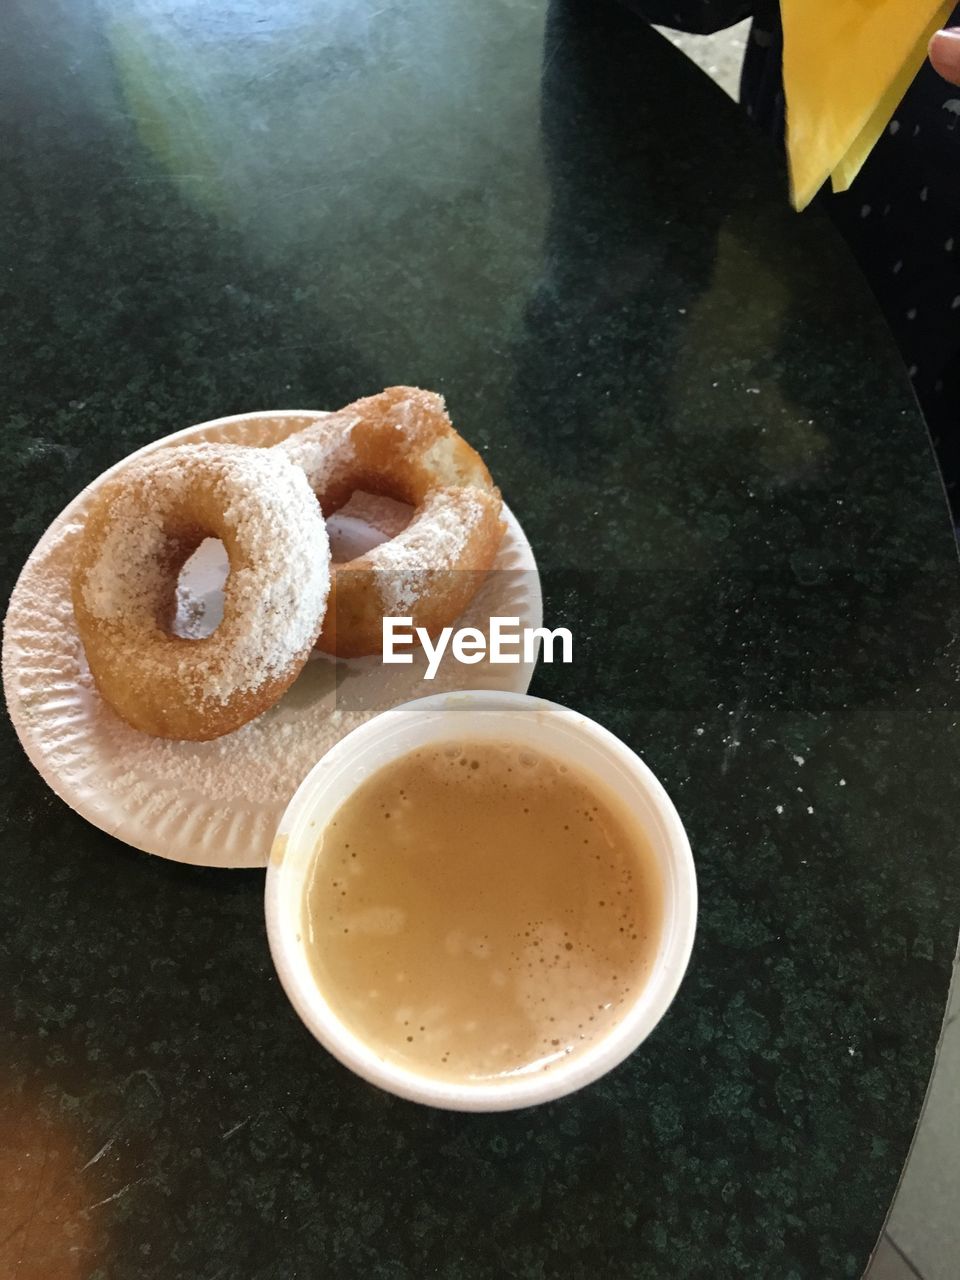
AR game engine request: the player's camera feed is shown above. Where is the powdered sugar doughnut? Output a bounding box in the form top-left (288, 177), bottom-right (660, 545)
top-left (278, 387), bottom-right (504, 658)
top-left (71, 443), bottom-right (331, 740)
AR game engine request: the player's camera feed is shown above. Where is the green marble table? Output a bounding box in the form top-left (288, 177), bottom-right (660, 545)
top-left (3, 1), bottom-right (959, 1276)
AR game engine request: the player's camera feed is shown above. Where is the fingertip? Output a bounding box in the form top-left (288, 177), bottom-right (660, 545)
top-left (930, 28), bottom-right (960, 86)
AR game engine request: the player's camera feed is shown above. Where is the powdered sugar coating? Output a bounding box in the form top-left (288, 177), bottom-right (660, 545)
top-left (75, 443), bottom-right (331, 709)
top-left (372, 489), bottom-right (489, 614)
top-left (276, 411), bottom-right (360, 498)
top-left (276, 387), bottom-right (495, 501)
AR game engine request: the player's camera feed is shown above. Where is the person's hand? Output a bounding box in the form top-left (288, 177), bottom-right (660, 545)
top-left (929, 28), bottom-right (960, 85)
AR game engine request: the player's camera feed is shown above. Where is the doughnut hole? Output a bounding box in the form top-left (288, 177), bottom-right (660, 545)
top-left (162, 484), bottom-right (252, 639)
top-left (172, 537), bottom-right (231, 639)
top-left (327, 491), bottom-right (412, 565)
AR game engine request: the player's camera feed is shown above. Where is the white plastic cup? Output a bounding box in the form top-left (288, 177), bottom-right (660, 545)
top-left (264, 691), bottom-right (697, 1111)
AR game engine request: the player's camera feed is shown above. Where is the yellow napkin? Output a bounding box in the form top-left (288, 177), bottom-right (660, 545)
top-left (782, 0), bottom-right (954, 210)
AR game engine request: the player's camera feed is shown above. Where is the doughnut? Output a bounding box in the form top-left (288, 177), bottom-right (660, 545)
top-left (278, 386), bottom-right (504, 658)
top-left (71, 443), bottom-right (331, 740)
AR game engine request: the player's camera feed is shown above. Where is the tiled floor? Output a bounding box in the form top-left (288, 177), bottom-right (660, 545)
top-left (653, 18), bottom-right (960, 1280)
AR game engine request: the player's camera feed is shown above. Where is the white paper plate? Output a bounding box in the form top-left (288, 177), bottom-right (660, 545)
top-left (2, 411), bottom-right (542, 868)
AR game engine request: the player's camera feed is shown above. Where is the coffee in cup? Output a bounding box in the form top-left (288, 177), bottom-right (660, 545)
top-left (301, 738), bottom-right (664, 1082)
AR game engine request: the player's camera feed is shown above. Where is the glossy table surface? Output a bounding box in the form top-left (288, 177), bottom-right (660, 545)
top-left (3, 1), bottom-right (960, 1277)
